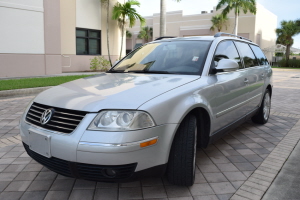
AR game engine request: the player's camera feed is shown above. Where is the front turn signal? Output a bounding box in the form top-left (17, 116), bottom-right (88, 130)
top-left (140, 138), bottom-right (158, 148)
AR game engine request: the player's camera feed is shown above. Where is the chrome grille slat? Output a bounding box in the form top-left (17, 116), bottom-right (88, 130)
top-left (51, 120), bottom-right (77, 127)
top-left (25, 102), bottom-right (87, 134)
top-left (45, 123), bottom-right (74, 131)
top-left (31, 104), bottom-right (46, 110)
top-left (30, 109), bottom-right (43, 115)
top-left (27, 116), bottom-right (40, 124)
top-left (52, 116), bottom-right (81, 122)
top-left (27, 112), bottom-right (41, 119)
top-left (55, 111), bottom-right (85, 118)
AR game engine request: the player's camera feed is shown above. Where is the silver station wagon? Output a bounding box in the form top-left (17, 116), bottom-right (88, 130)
top-left (20, 33), bottom-right (272, 186)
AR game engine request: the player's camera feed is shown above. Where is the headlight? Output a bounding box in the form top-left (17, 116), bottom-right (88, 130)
top-left (87, 110), bottom-right (155, 131)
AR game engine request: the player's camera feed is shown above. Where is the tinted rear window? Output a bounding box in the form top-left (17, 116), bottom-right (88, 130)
top-left (250, 45), bottom-right (269, 65)
top-left (234, 42), bottom-right (259, 68)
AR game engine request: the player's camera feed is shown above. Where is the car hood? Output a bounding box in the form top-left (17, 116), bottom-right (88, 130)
top-left (34, 73), bottom-right (199, 112)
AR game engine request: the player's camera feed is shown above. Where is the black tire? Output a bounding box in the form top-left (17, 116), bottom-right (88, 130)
top-left (166, 114), bottom-right (197, 186)
top-left (251, 89), bottom-right (271, 124)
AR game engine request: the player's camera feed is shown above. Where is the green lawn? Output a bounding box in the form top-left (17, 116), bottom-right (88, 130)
top-left (272, 66), bottom-right (300, 69)
top-left (0, 75), bottom-right (95, 91)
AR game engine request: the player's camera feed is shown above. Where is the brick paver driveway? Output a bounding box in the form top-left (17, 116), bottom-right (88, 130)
top-left (0, 70), bottom-right (299, 200)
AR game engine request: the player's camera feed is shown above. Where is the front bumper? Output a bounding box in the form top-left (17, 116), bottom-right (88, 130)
top-left (23, 142), bottom-right (166, 182)
top-left (20, 111), bottom-right (178, 180)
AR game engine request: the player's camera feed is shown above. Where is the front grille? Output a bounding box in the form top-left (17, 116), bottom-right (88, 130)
top-left (23, 143), bottom-right (137, 182)
top-left (26, 102), bottom-right (87, 134)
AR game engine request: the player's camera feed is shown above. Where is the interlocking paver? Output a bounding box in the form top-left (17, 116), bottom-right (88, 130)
top-left (44, 190), bottom-right (70, 200)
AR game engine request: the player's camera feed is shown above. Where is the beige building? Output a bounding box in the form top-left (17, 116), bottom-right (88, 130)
top-left (0, 0), bottom-right (124, 78)
top-left (127, 3), bottom-right (277, 60)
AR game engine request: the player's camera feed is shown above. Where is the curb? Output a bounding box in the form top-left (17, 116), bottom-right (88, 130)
top-left (0, 86), bottom-right (52, 98)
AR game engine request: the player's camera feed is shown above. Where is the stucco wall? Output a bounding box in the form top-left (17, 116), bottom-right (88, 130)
top-left (0, 0), bottom-right (62, 78)
top-left (61, 0), bottom-right (124, 72)
top-left (127, 3), bottom-right (277, 57)
top-left (0, 0), bottom-right (44, 54)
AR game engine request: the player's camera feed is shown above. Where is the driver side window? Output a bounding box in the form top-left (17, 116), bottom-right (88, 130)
top-left (213, 40), bottom-right (243, 69)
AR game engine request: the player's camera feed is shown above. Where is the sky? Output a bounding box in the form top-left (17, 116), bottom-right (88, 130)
top-left (134, 0), bottom-right (300, 48)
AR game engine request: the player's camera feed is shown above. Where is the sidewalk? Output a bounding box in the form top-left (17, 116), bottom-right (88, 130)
top-left (262, 136), bottom-right (300, 200)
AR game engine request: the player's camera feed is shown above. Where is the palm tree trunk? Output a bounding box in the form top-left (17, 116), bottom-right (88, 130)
top-left (160, 0), bottom-right (166, 37)
top-left (286, 44), bottom-right (291, 66)
top-left (234, 13), bottom-right (238, 35)
top-left (107, 0), bottom-right (112, 67)
top-left (119, 17), bottom-right (125, 60)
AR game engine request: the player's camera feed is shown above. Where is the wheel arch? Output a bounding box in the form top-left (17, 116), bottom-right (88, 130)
top-left (266, 84), bottom-right (272, 96)
top-left (177, 106), bottom-right (212, 148)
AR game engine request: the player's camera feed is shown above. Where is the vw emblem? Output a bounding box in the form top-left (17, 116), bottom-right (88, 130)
top-left (40, 109), bottom-right (55, 125)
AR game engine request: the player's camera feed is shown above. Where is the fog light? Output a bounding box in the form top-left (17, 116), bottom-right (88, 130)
top-left (102, 169), bottom-right (117, 178)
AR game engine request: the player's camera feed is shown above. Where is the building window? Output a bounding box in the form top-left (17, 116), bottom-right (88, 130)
top-left (76, 28), bottom-right (101, 55)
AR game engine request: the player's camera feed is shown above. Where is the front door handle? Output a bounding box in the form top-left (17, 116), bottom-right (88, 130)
top-left (244, 78), bottom-right (249, 84)
top-left (261, 73), bottom-right (265, 78)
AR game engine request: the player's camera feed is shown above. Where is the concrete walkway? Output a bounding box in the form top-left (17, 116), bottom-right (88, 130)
top-left (262, 138), bottom-right (300, 200)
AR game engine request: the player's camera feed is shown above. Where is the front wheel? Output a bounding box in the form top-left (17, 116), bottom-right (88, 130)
top-left (166, 114), bottom-right (197, 186)
top-left (252, 89), bottom-right (271, 124)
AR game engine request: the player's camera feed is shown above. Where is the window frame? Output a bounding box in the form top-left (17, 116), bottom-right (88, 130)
top-left (249, 44), bottom-right (269, 66)
top-left (233, 41), bottom-right (260, 68)
top-left (209, 39), bottom-right (244, 74)
top-left (76, 28), bottom-right (101, 55)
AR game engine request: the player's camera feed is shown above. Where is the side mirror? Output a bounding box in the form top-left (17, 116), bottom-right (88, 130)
top-left (212, 59), bottom-right (239, 74)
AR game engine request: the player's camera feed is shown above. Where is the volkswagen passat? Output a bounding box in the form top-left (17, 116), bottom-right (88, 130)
top-left (20, 33), bottom-right (272, 186)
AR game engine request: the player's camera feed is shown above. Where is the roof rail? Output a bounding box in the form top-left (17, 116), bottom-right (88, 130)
top-left (155, 36), bottom-right (175, 41)
top-left (214, 32), bottom-right (252, 42)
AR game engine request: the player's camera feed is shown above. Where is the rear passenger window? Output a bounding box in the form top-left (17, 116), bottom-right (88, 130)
top-left (234, 42), bottom-right (259, 68)
top-left (213, 40), bottom-right (243, 69)
top-left (250, 45), bottom-right (269, 65)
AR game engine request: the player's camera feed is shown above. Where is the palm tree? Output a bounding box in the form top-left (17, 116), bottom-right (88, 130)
top-left (112, 0), bottom-right (145, 60)
top-left (276, 20), bottom-right (300, 64)
top-left (216, 0), bottom-right (256, 35)
top-left (101, 0), bottom-right (112, 67)
top-left (126, 30), bottom-right (132, 38)
top-left (210, 14), bottom-right (229, 32)
top-left (138, 26), bottom-right (153, 43)
top-left (160, 0), bottom-right (181, 37)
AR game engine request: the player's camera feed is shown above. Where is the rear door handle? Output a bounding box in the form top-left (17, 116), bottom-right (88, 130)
top-left (244, 78), bottom-right (249, 84)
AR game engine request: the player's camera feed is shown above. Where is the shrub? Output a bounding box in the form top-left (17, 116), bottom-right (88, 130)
top-left (278, 59), bottom-right (300, 68)
top-left (90, 56), bottom-right (111, 71)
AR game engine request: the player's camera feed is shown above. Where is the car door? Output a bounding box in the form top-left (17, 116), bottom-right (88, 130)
top-left (209, 40), bottom-right (249, 133)
top-left (234, 42), bottom-right (265, 113)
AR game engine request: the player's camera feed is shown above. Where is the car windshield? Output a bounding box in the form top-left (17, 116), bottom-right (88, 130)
top-left (109, 40), bottom-right (211, 75)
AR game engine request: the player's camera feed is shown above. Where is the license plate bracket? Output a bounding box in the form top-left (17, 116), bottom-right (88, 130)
top-left (28, 129), bottom-right (51, 158)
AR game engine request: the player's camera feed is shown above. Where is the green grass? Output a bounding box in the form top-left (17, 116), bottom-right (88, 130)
top-left (0, 75), bottom-right (95, 91)
top-left (272, 66), bottom-right (300, 69)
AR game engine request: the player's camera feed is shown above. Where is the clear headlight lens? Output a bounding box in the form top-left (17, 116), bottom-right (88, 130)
top-left (87, 110), bottom-right (155, 131)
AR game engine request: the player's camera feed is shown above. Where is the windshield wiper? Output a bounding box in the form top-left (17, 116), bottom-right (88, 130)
top-left (127, 70), bottom-right (177, 74)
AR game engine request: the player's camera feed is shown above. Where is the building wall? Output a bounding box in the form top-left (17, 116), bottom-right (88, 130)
top-left (0, 0), bottom-right (62, 78)
top-left (254, 4), bottom-right (277, 60)
top-left (62, 0), bottom-right (124, 72)
top-left (127, 3), bottom-right (277, 61)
